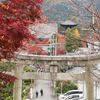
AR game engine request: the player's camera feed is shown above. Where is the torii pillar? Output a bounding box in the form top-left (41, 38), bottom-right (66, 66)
top-left (85, 62), bottom-right (94, 100)
top-left (13, 64), bottom-right (23, 100)
top-left (50, 61), bottom-right (58, 97)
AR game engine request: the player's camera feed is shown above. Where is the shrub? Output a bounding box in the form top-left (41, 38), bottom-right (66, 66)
top-left (55, 80), bottom-right (78, 94)
top-left (24, 65), bottom-right (35, 72)
top-left (56, 80), bottom-right (61, 87)
top-left (62, 83), bottom-right (78, 93)
top-left (55, 87), bottom-right (61, 93)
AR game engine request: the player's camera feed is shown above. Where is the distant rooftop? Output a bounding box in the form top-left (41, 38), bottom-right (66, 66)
top-left (60, 20), bottom-right (77, 26)
top-left (60, 20), bottom-right (77, 30)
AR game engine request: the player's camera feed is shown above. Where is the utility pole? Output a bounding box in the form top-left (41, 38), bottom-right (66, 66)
top-left (53, 34), bottom-right (54, 56)
top-left (55, 23), bottom-right (58, 56)
top-left (61, 83), bottom-right (62, 94)
top-left (50, 33), bottom-right (59, 56)
top-left (50, 37), bottom-right (52, 56)
top-left (55, 33), bottom-right (57, 56)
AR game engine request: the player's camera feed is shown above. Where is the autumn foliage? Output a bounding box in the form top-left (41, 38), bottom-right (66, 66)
top-left (22, 41), bottom-right (47, 55)
top-left (28, 45), bottom-right (47, 55)
top-left (0, 72), bottom-right (17, 88)
top-left (0, 0), bottom-right (44, 88)
top-left (33, 39), bottom-right (49, 44)
top-left (0, 0), bottom-right (44, 61)
top-left (57, 49), bottom-right (65, 55)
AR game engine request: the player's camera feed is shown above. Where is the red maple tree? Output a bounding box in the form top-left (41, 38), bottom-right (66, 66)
top-left (0, 0), bottom-right (44, 89)
top-left (20, 41), bottom-right (47, 55)
top-left (28, 45), bottom-right (47, 55)
top-left (33, 39), bottom-right (41, 44)
top-left (57, 49), bottom-right (65, 55)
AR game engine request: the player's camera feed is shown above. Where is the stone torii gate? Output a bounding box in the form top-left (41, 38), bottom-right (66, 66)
top-left (9, 53), bottom-right (100, 100)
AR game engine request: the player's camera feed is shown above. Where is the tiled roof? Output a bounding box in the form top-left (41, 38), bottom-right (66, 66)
top-left (60, 20), bottom-right (77, 25)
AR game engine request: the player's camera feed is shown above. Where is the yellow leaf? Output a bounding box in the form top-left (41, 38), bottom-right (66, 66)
top-left (15, 13), bottom-right (18, 15)
top-left (6, 5), bottom-right (9, 10)
top-left (0, 36), bottom-right (4, 40)
top-left (74, 29), bottom-right (80, 37)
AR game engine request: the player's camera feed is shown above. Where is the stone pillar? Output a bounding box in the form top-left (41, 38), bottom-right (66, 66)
top-left (50, 61), bottom-right (58, 97)
top-left (85, 62), bottom-right (94, 100)
top-left (13, 64), bottom-right (23, 100)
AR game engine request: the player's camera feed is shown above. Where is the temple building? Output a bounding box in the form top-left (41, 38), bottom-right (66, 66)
top-left (59, 20), bottom-right (77, 35)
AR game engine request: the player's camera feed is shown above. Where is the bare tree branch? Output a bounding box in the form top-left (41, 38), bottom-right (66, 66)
top-left (70, 0), bottom-right (100, 18)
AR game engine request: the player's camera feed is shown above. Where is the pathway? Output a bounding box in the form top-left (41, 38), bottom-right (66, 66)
top-left (32, 80), bottom-right (55, 100)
